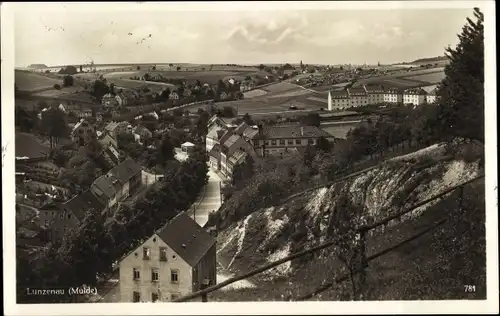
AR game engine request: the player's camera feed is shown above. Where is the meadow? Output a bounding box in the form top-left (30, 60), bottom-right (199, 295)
top-left (15, 71), bottom-right (62, 92)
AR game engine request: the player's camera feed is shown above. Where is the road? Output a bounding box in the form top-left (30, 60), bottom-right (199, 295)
top-left (187, 168), bottom-right (222, 227)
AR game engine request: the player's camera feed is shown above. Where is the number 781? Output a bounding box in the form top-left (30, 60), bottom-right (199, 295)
top-left (464, 285), bottom-right (476, 292)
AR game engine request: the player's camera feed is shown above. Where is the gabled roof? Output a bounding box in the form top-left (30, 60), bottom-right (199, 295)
top-left (156, 212), bottom-right (216, 267)
top-left (109, 157), bottom-right (142, 185)
top-left (228, 149), bottom-right (247, 165)
top-left (223, 134), bottom-right (241, 149)
top-left (63, 190), bottom-right (104, 222)
top-left (92, 174), bottom-right (121, 199)
top-left (209, 144), bottom-right (221, 160)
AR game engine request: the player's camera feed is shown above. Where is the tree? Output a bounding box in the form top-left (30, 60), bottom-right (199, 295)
top-left (177, 66), bottom-right (181, 71)
top-left (137, 66), bottom-right (141, 70)
top-left (53, 84), bottom-right (61, 90)
top-left (40, 108), bottom-right (69, 149)
top-left (161, 88), bottom-right (171, 100)
top-left (158, 134), bottom-right (175, 163)
top-left (63, 75), bottom-right (74, 87)
top-left (436, 8), bottom-right (484, 143)
top-left (242, 113), bottom-right (255, 125)
top-left (315, 136), bottom-right (332, 152)
top-left (258, 64), bottom-right (266, 70)
top-left (90, 79), bottom-right (110, 102)
top-left (51, 148), bottom-right (69, 167)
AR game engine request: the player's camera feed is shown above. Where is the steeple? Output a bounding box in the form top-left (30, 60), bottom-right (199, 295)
top-left (327, 91), bottom-right (332, 111)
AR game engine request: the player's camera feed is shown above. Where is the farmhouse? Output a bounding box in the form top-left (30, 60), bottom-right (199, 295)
top-left (71, 119), bottom-right (96, 146)
top-left (253, 124), bottom-right (334, 157)
top-left (133, 125), bottom-right (153, 143)
top-left (403, 88), bottom-right (427, 106)
top-left (118, 212), bottom-right (216, 302)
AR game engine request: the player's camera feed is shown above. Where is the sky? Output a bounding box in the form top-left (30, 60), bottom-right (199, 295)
top-left (13, 2), bottom-right (474, 67)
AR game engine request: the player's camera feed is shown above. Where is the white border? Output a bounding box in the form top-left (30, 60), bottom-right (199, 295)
top-left (2, 1), bottom-right (498, 315)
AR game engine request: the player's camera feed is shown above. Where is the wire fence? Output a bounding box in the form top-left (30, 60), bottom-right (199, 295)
top-left (174, 174), bottom-right (484, 302)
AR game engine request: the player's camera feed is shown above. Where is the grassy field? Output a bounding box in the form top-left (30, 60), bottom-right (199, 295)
top-left (401, 71), bottom-right (446, 83)
top-left (15, 71), bottom-right (63, 92)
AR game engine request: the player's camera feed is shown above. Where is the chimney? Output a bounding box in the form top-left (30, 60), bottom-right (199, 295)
top-left (257, 124), bottom-right (263, 136)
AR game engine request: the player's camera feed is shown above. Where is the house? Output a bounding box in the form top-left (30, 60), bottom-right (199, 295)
top-left (208, 144), bottom-right (221, 170)
top-left (78, 108), bottom-right (93, 119)
top-left (181, 142), bottom-right (196, 154)
top-left (253, 124), bottom-right (335, 157)
top-left (403, 88), bottom-right (427, 106)
top-left (169, 92), bottom-right (180, 100)
top-left (183, 88), bottom-right (192, 97)
top-left (115, 93), bottom-right (128, 106)
top-left (218, 132), bottom-right (258, 178)
top-left (119, 212), bottom-right (216, 302)
top-left (133, 125), bottom-right (153, 143)
top-left (225, 149), bottom-right (248, 178)
top-left (39, 189), bottom-right (105, 242)
top-left (205, 115), bottom-right (231, 152)
top-left (426, 88), bottom-right (437, 104)
top-left (102, 93), bottom-right (119, 107)
top-left (71, 119), bottom-right (96, 146)
top-left (219, 92), bottom-right (228, 100)
top-left (105, 121), bottom-right (130, 140)
top-left (98, 131), bottom-right (118, 150)
top-left (384, 88), bottom-right (403, 104)
top-left (90, 158), bottom-right (142, 209)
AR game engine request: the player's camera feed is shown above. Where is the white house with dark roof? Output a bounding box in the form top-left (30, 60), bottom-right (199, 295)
top-left (118, 212), bottom-right (216, 302)
top-left (90, 158), bottom-right (142, 209)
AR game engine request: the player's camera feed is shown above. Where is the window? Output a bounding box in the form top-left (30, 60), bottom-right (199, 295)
top-left (67, 214), bottom-right (71, 220)
top-left (264, 140), bottom-right (269, 146)
top-left (151, 292), bottom-right (159, 302)
top-left (44, 220), bottom-right (49, 226)
top-left (143, 247), bottom-right (150, 260)
top-left (51, 211), bottom-right (55, 217)
top-left (160, 248), bottom-right (167, 261)
top-left (271, 140), bottom-right (277, 146)
top-left (59, 213), bottom-right (64, 220)
top-left (133, 268), bottom-right (140, 280)
top-left (287, 140), bottom-right (293, 145)
top-left (151, 268), bottom-right (159, 282)
top-left (170, 269), bottom-right (179, 283)
top-left (133, 291), bottom-right (140, 302)
top-left (279, 140), bottom-right (285, 145)
top-left (308, 139), bottom-right (314, 145)
top-left (295, 139), bottom-right (301, 145)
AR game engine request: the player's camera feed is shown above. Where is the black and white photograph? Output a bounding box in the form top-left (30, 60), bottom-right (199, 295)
top-left (2, 1), bottom-right (498, 315)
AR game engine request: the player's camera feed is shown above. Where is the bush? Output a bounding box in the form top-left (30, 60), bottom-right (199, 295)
top-left (53, 84), bottom-right (61, 90)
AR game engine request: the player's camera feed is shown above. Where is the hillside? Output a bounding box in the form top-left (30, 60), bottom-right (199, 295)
top-left (28, 64), bottom-right (48, 69)
top-left (212, 144), bottom-right (485, 301)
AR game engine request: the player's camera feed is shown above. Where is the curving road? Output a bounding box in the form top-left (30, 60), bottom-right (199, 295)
top-left (187, 167), bottom-right (222, 227)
